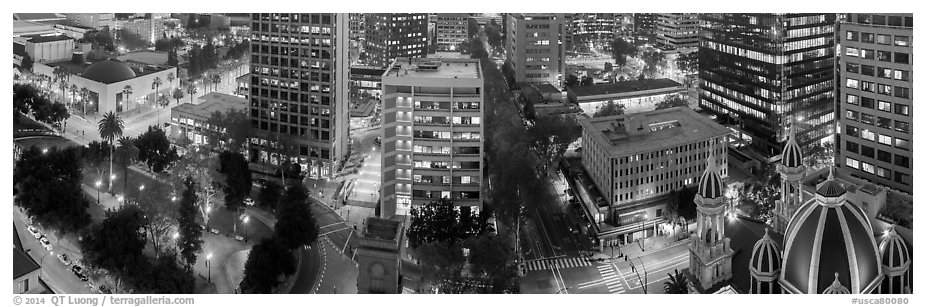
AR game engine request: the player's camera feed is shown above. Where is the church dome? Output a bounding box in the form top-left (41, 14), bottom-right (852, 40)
top-left (697, 153), bottom-right (724, 200)
top-left (82, 59), bottom-right (136, 84)
top-left (821, 273), bottom-right (851, 294)
top-left (779, 175), bottom-right (883, 294)
top-left (879, 226), bottom-right (911, 271)
top-left (781, 127), bottom-right (803, 168)
top-left (750, 228), bottom-right (782, 277)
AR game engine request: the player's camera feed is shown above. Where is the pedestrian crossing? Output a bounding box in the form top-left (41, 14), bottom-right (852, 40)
top-left (576, 264), bottom-right (627, 294)
top-left (524, 257), bottom-right (593, 271)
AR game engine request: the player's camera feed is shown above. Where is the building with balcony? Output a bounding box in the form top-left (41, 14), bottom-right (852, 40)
top-left (655, 13), bottom-right (700, 50)
top-left (577, 107), bottom-right (730, 247)
top-left (248, 13), bottom-right (350, 179)
top-left (836, 13), bottom-right (913, 194)
top-left (380, 57), bottom-right (484, 219)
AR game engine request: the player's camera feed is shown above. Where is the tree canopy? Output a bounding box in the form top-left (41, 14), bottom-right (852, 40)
top-left (273, 183), bottom-right (319, 250)
top-left (593, 100), bottom-right (626, 117)
top-left (654, 94), bottom-right (688, 110)
top-left (14, 146), bottom-right (91, 233)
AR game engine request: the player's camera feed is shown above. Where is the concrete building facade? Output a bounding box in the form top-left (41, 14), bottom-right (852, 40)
top-left (566, 78), bottom-right (686, 115)
top-left (248, 13), bottom-right (351, 179)
top-left (170, 92), bottom-right (248, 146)
top-left (380, 57), bottom-right (484, 219)
top-left (364, 14), bottom-right (428, 68)
top-left (836, 13), bottom-right (913, 194)
top-left (505, 13), bottom-right (567, 88)
top-left (655, 13), bottom-right (700, 49)
top-left (434, 13), bottom-right (469, 52)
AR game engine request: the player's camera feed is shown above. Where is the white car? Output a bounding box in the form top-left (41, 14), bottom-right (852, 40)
top-left (39, 237), bottom-right (52, 251)
top-left (57, 254), bottom-right (71, 266)
top-left (27, 226), bottom-right (41, 239)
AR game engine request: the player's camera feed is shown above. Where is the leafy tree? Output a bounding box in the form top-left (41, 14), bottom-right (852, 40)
top-left (81, 140), bottom-right (111, 184)
top-left (81, 204), bottom-right (147, 281)
top-left (176, 177), bottom-right (203, 271)
top-left (564, 74), bottom-right (580, 88)
top-left (580, 75), bottom-right (594, 86)
top-left (14, 146), bottom-right (91, 233)
top-left (464, 234), bottom-right (511, 277)
top-left (663, 269), bottom-right (689, 294)
top-left (273, 183), bottom-right (319, 250)
top-left (610, 37), bottom-right (638, 69)
top-left (218, 150), bottom-right (252, 209)
top-left (134, 181), bottom-right (177, 258)
top-left (115, 28), bottom-right (149, 50)
top-left (169, 148), bottom-right (223, 227)
top-left (654, 94), bottom-right (688, 110)
top-left (20, 53), bottom-right (34, 72)
top-left (98, 111), bottom-right (124, 192)
top-left (172, 87), bottom-right (184, 105)
top-left (205, 109), bottom-right (251, 151)
top-left (167, 49), bottom-right (179, 67)
top-left (185, 82), bottom-right (197, 103)
top-left (136, 126), bottom-right (179, 172)
top-left (593, 100), bottom-right (625, 118)
top-left (405, 198), bottom-right (483, 248)
top-left (240, 238), bottom-right (296, 293)
top-left (414, 241), bottom-right (465, 290)
top-left (485, 20), bottom-right (504, 51)
top-left (157, 94), bottom-right (171, 122)
top-left (257, 180), bottom-right (283, 212)
top-left (604, 62), bottom-right (613, 72)
top-left (522, 100), bottom-right (536, 121)
top-left (527, 115), bottom-right (581, 177)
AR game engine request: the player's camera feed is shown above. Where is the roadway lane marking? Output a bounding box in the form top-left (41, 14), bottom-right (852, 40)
top-left (524, 257), bottom-right (592, 271)
top-left (319, 222), bottom-right (344, 229)
top-left (577, 265), bottom-right (626, 293)
top-left (319, 226), bottom-right (351, 237)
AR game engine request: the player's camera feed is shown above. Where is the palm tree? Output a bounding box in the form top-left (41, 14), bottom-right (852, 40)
top-left (663, 269), bottom-right (688, 294)
top-left (122, 85), bottom-right (134, 112)
top-left (80, 87), bottom-right (89, 114)
top-left (210, 73), bottom-right (221, 92)
top-left (172, 88), bottom-right (184, 105)
top-left (98, 111), bottom-right (124, 193)
top-left (156, 95), bottom-right (171, 124)
top-left (186, 82), bottom-right (198, 104)
top-left (152, 77), bottom-right (163, 102)
top-left (166, 72), bottom-right (176, 91)
top-left (69, 84), bottom-right (78, 108)
top-left (116, 136), bottom-right (138, 192)
top-left (52, 66), bottom-right (67, 99)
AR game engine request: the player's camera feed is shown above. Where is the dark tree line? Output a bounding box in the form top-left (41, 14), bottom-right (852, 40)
top-left (240, 182), bottom-right (319, 293)
top-left (135, 126), bottom-right (180, 172)
top-left (14, 83), bottom-right (69, 128)
top-left (14, 146), bottom-right (91, 233)
top-left (406, 199), bottom-right (489, 248)
top-left (155, 36), bottom-right (186, 52)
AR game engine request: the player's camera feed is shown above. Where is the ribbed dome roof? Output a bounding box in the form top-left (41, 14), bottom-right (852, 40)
top-left (781, 127), bottom-right (804, 168)
top-left (879, 226), bottom-right (911, 270)
top-left (821, 273), bottom-right (851, 294)
top-left (750, 228), bottom-right (782, 276)
top-left (82, 59), bottom-right (136, 84)
top-left (816, 168), bottom-right (847, 199)
top-left (697, 148), bottom-right (724, 200)
top-left (780, 193), bottom-right (882, 294)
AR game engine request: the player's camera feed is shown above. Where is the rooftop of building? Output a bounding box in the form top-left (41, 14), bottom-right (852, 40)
top-left (172, 92), bottom-right (248, 117)
top-left (578, 107), bottom-right (730, 157)
top-left (235, 73), bottom-right (250, 83)
top-left (116, 50), bottom-right (169, 66)
top-left (430, 52), bottom-right (469, 59)
top-left (384, 57), bottom-right (482, 80)
top-left (350, 66), bottom-right (387, 76)
top-left (13, 20), bottom-right (55, 33)
top-left (13, 13), bottom-right (64, 21)
top-left (22, 34), bottom-right (73, 43)
top-left (13, 42), bottom-right (27, 58)
top-left (568, 78), bottom-right (682, 98)
top-left (46, 58), bottom-right (174, 84)
top-left (13, 226), bottom-right (41, 280)
top-left (364, 217), bottom-right (402, 241)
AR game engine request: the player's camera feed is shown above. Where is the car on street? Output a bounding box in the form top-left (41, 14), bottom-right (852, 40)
top-left (39, 237), bottom-right (52, 251)
top-left (57, 254), bottom-right (71, 266)
top-left (72, 266), bottom-right (89, 282)
top-left (27, 226), bottom-right (41, 238)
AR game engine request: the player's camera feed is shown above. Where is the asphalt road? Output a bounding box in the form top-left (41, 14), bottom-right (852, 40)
top-left (14, 216), bottom-right (93, 294)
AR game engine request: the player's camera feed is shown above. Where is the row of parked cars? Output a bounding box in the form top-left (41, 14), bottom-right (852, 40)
top-left (25, 225), bottom-right (111, 294)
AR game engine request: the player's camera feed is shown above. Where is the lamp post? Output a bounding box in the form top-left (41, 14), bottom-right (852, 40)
top-left (205, 206), bottom-right (212, 229)
top-left (94, 180), bottom-right (102, 205)
top-left (242, 215), bottom-right (249, 242)
top-left (206, 253), bottom-right (213, 283)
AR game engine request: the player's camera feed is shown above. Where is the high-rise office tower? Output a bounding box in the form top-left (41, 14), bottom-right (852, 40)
top-left (505, 13), bottom-right (567, 88)
top-left (572, 13), bottom-right (617, 45)
top-left (634, 13), bottom-right (657, 36)
top-left (380, 57), bottom-right (484, 219)
top-left (364, 13), bottom-right (428, 68)
top-left (699, 13), bottom-right (837, 158)
top-left (434, 13), bottom-right (469, 52)
top-left (836, 13), bottom-right (913, 194)
top-left (248, 13), bottom-right (350, 179)
top-left (655, 13), bottom-right (700, 49)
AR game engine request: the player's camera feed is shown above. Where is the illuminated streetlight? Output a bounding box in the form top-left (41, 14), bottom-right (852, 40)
top-left (206, 253), bottom-right (213, 283)
top-left (94, 180), bottom-right (102, 205)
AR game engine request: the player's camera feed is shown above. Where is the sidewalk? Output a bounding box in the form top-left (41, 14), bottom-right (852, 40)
top-left (590, 229), bottom-right (693, 261)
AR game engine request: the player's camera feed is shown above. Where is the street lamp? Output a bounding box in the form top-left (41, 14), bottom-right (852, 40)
top-left (206, 253), bottom-right (213, 283)
top-left (205, 206), bottom-right (212, 229)
top-left (242, 215), bottom-right (250, 242)
top-left (94, 180), bottom-right (102, 205)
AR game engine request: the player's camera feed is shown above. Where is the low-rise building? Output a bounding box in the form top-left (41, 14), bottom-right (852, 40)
top-left (18, 34), bottom-right (75, 63)
top-left (567, 78), bottom-right (685, 115)
top-left (350, 66), bottom-right (387, 100)
top-left (356, 217), bottom-right (404, 294)
top-left (577, 107), bottom-right (730, 248)
top-left (170, 92), bottom-right (248, 146)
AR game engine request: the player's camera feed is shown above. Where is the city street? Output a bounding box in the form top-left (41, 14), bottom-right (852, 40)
top-left (13, 214), bottom-right (94, 294)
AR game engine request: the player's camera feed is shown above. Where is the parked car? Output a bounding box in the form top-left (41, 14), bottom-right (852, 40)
top-left (39, 237), bottom-right (52, 251)
top-left (71, 266), bottom-right (88, 282)
top-left (57, 254), bottom-right (71, 266)
top-left (27, 226), bottom-right (41, 238)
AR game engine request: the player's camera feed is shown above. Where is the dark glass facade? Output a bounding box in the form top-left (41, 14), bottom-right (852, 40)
top-left (363, 13), bottom-right (428, 68)
top-left (699, 13), bottom-right (837, 157)
top-left (249, 13), bottom-right (350, 179)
